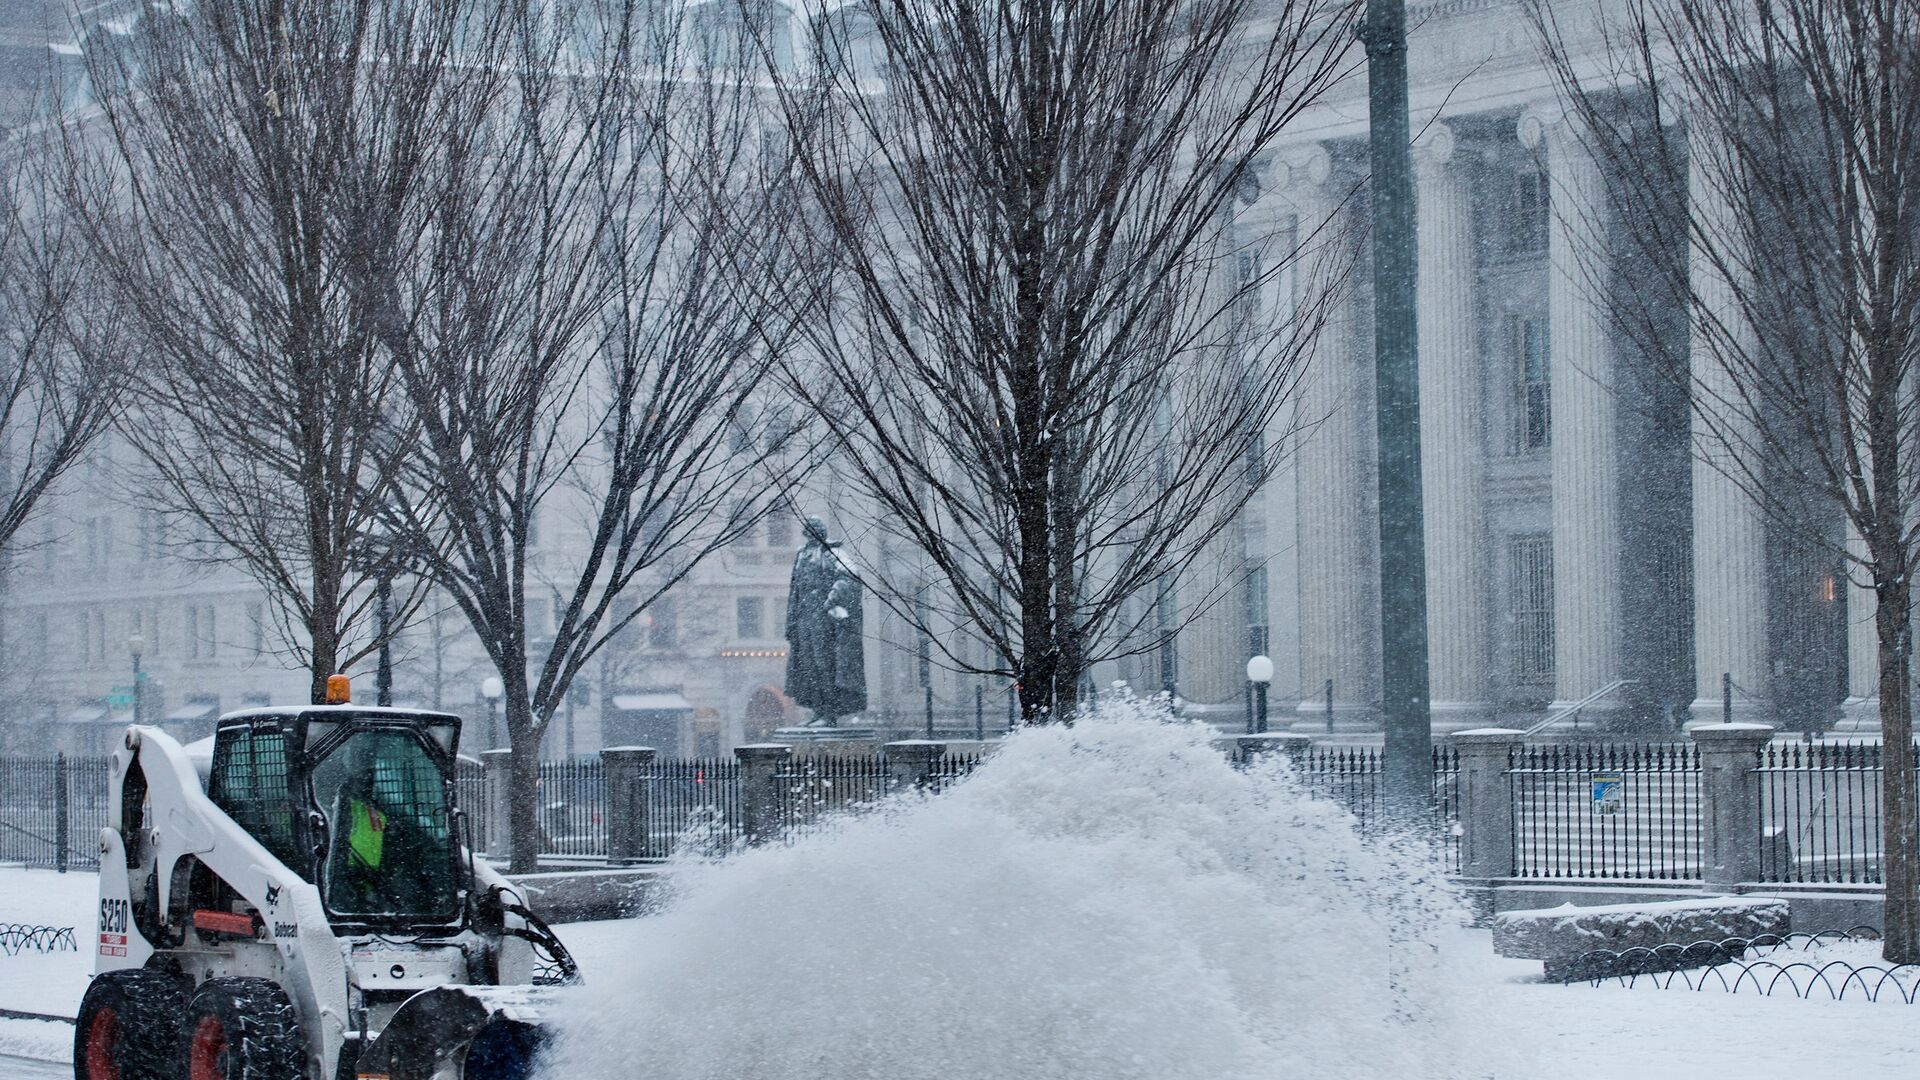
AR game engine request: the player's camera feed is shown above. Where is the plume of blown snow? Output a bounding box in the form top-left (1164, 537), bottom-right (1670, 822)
top-left (538, 694), bottom-right (1528, 1080)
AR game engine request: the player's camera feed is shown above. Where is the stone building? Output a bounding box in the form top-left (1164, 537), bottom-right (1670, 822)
top-left (0, 0), bottom-right (1879, 752)
top-left (1127, 0), bottom-right (1865, 737)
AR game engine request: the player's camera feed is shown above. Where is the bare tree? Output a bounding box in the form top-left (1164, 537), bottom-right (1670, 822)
top-left (1531, 0), bottom-right (1920, 961)
top-left (0, 127), bottom-right (123, 559)
top-left (766, 0), bottom-right (1357, 720)
top-left (59, 0), bottom-right (505, 702)
top-left (378, 0), bottom-right (808, 871)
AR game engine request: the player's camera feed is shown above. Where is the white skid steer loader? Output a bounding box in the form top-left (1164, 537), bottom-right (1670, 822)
top-left (74, 678), bottom-right (579, 1080)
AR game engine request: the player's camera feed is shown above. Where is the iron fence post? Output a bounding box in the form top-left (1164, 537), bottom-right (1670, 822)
top-left (54, 752), bottom-right (68, 874)
top-left (735, 743), bottom-right (792, 846)
top-left (1693, 723), bottom-right (1774, 892)
top-left (601, 746), bottom-right (656, 865)
top-left (884, 740), bottom-right (945, 793)
top-left (1450, 728), bottom-right (1523, 920)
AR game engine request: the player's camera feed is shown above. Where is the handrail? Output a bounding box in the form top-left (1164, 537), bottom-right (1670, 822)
top-left (1525, 679), bottom-right (1637, 737)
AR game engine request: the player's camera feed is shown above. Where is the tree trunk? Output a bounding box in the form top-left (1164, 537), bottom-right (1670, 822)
top-left (307, 607), bottom-right (340, 705)
top-left (1876, 563), bottom-right (1916, 963)
top-left (505, 691), bottom-right (543, 875)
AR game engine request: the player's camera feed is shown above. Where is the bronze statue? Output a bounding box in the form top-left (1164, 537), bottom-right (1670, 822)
top-left (785, 516), bottom-right (866, 725)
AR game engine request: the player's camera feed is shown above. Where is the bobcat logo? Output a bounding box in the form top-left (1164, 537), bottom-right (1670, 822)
top-left (264, 884), bottom-right (282, 907)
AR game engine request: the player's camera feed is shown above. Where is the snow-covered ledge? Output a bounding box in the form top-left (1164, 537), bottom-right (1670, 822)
top-left (1493, 896), bottom-right (1790, 982)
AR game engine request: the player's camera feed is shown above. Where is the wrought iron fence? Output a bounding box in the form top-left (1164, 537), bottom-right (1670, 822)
top-left (454, 757), bottom-right (490, 856)
top-left (1756, 742), bottom-right (1908, 884)
top-left (1508, 742), bottom-right (1699, 879)
top-left (928, 750), bottom-right (985, 793)
top-left (0, 754), bottom-right (110, 871)
top-left (1281, 745), bottom-right (1461, 873)
top-left (776, 755), bottom-right (888, 839)
top-left (1571, 928), bottom-right (1920, 1002)
top-left (640, 757), bottom-right (741, 857)
top-left (536, 758), bottom-right (607, 858)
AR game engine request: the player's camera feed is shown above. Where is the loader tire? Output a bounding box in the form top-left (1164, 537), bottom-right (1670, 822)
top-left (181, 977), bottom-right (305, 1080)
top-left (74, 968), bottom-right (188, 1080)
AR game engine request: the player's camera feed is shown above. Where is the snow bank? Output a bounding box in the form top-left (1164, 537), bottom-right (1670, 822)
top-left (539, 697), bottom-right (1528, 1080)
top-left (0, 868), bottom-right (98, 1018)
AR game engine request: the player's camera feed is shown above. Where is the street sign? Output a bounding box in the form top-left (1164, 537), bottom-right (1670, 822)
top-left (1592, 774), bottom-right (1623, 815)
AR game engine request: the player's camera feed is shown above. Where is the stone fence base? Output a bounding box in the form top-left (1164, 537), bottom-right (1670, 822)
top-left (1467, 879), bottom-right (1887, 936)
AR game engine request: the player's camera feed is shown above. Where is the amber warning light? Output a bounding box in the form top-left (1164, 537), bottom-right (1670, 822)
top-left (325, 674), bottom-right (352, 705)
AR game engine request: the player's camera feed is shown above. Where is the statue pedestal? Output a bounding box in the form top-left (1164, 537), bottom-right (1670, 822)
top-left (772, 725), bottom-right (882, 755)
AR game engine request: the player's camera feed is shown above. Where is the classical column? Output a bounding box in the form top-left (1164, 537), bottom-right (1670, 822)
top-left (1520, 107), bottom-right (1622, 715)
top-left (1413, 123), bottom-right (1490, 731)
top-left (1685, 121), bottom-right (1770, 724)
top-left (1844, 521), bottom-right (1880, 731)
top-left (1287, 145), bottom-right (1382, 731)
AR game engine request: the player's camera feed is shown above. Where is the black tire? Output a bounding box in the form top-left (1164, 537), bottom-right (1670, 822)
top-left (73, 969), bottom-right (188, 1080)
top-left (180, 978), bottom-right (305, 1080)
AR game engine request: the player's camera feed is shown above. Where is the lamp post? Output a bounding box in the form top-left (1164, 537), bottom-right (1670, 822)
top-left (481, 676), bottom-right (503, 750)
top-left (375, 575), bottom-right (393, 707)
top-left (128, 634), bottom-right (146, 727)
top-left (1246, 655), bottom-right (1273, 735)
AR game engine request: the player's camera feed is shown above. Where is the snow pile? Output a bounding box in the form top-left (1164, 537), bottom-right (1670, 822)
top-left (539, 698), bottom-right (1527, 1080)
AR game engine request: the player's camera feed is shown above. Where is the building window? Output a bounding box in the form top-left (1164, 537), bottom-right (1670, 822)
top-left (736, 596), bottom-right (765, 640)
top-left (1510, 166), bottom-right (1550, 254)
top-left (187, 606), bottom-right (200, 660)
top-left (768, 514), bottom-right (793, 548)
top-left (649, 597), bottom-right (678, 650)
top-left (1509, 535), bottom-right (1555, 681)
top-left (1511, 315), bottom-right (1551, 453)
top-left (250, 604), bottom-right (265, 655)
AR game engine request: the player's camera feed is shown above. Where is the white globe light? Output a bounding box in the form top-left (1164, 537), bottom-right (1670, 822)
top-left (481, 676), bottom-right (504, 701)
top-left (1245, 655), bottom-right (1274, 684)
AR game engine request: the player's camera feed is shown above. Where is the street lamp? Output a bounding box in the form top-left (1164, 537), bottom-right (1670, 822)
top-left (1246, 654), bottom-right (1273, 734)
top-left (128, 634), bottom-right (146, 727)
top-left (480, 676), bottom-right (504, 749)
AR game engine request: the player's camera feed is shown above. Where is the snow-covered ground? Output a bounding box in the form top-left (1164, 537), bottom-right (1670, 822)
top-left (6, 707), bottom-right (1920, 1078)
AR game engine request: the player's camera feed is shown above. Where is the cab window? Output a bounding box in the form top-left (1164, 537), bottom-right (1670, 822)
top-left (208, 725), bottom-right (303, 870)
top-left (309, 730), bottom-right (458, 921)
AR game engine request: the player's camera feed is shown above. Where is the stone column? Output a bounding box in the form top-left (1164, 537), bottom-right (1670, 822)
top-left (1692, 723), bottom-right (1773, 892)
top-left (1520, 107), bottom-right (1622, 716)
top-left (1288, 144), bottom-right (1381, 731)
top-left (600, 745), bottom-right (656, 865)
top-left (734, 743), bottom-right (792, 846)
top-left (1450, 728), bottom-right (1522, 887)
top-left (1844, 522), bottom-right (1880, 730)
top-left (1414, 124), bottom-right (1490, 731)
top-left (480, 748), bottom-right (512, 859)
top-left (1686, 121), bottom-right (1771, 724)
top-left (883, 739), bottom-right (945, 792)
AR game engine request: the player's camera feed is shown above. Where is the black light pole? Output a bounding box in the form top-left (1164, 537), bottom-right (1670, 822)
top-left (1362, 0), bottom-right (1434, 823)
top-left (482, 676), bottom-right (503, 750)
top-left (375, 575), bottom-right (394, 707)
top-left (1246, 655), bottom-right (1273, 734)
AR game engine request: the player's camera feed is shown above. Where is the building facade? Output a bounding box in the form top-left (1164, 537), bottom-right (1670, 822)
top-left (0, 0), bottom-right (1877, 753)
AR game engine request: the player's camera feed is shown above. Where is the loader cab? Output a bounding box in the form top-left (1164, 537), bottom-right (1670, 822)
top-left (207, 707), bottom-right (467, 932)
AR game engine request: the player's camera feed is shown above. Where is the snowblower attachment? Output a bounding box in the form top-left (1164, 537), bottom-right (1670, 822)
top-left (352, 985), bottom-right (560, 1080)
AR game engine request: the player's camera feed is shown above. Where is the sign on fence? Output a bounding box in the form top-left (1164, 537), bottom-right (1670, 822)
top-left (1592, 774), bottom-right (1623, 816)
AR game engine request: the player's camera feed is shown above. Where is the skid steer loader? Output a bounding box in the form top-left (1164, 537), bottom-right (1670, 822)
top-left (74, 677), bottom-right (579, 1080)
